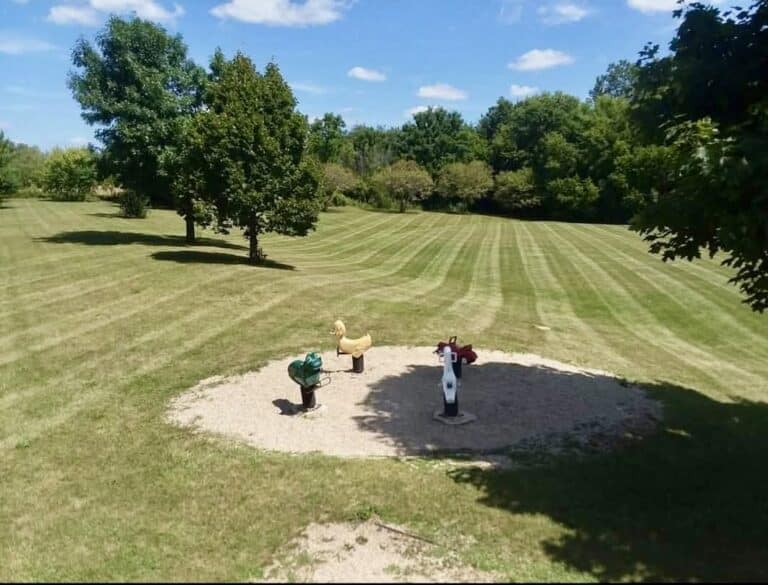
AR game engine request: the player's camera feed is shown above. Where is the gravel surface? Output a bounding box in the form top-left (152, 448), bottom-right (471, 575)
top-left (169, 346), bottom-right (661, 458)
top-left (261, 519), bottom-right (499, 583)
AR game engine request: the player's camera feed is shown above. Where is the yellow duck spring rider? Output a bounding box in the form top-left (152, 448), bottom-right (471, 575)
top-left (331, 320), bottom-right (372, 373)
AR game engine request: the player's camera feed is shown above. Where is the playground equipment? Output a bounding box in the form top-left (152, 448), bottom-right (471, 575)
top-left (435, 336), bottom-right (477, 379)
top-left (288, 352), bottom-right (324, 410)
top-left (331, 320), bottom-right (372, 373)
top-left (439, 345), bottom-right (460, 417)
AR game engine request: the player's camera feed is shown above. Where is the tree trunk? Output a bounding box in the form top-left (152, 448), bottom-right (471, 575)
top-left (399, 199), bottom-right (407, 213)
top-left (185, 214), bottom-right (195, 244)
top-left (248, 215), bottom-right (262, 264)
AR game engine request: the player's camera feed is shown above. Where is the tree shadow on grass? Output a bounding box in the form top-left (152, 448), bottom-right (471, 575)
top-left (41, 230), bottom-right (246, 250)
top-left (445, 381), bottom-right (768, 581)
top-left (151, 250), bottom-right (294, 270)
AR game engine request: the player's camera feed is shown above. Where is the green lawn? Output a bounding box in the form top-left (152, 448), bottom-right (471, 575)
top-left (1, 198), bottom-right (767, 581)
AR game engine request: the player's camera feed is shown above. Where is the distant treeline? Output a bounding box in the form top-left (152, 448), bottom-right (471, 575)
top-left (2, 1), bottom-right (765, 310)
top-left (307, 81), bottom-right (643, 223)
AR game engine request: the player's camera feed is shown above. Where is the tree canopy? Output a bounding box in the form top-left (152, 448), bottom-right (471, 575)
top-left (181, 52), bottom-right (320, 263)
top-left (399, 107), bottom-right (484, 176)
top-left (307, 113), bottom-right (349, 164)
top-left (630, 0), bottom-right (768, 311)
top-left (590, 60), bottom-right (639, 101)
top-left (69, 16), bottom-right (206, 209)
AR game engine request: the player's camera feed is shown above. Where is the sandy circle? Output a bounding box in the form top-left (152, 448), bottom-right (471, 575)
top-left (169, 346), bottom-right (661, 458)
top-left (261, 519), bottom-right (499, 583)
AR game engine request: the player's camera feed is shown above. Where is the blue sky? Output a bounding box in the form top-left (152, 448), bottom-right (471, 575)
top-left (0, 0), bottom-right (713, 150)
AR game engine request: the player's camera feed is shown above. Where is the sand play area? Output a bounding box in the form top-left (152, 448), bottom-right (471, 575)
top-left (169, 346), bottom-right (661, 459)
top-left (262, 519), bottom-right (499, 583)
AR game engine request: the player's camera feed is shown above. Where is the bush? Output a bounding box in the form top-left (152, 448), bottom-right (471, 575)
top-left (371, 160), bottom-right (433, 213)
top-left (118, 190), bottom-right (149, 218)
top-left (547, 176), bottom-right (599, 218)
top-left (494, 168), bottom-right (540, 213)
top-left (13, 185), bottom-right (45, 199)
top-left (319, 163), bottom-right (359, 210)
top-left (43, 148), bottom-right (97, 201)
top-left (436, 161), bottom-right (493, 210)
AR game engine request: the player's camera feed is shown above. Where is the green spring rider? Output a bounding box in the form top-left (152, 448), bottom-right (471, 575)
top-left (288, 352), bottom-right (323, 410)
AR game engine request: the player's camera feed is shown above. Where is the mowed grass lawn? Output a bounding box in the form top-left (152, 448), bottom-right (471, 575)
top-left (1, 198), bottom-right (767, 581)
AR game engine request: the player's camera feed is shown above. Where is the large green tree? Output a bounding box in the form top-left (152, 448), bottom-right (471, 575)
top-left (590, 60), bottom-right (639, 101)
top-left (398, 107), bottom-right (483, 176)
top-left (481, 92), bottom-right (587, 174)
top-left (183, 53), bottom-right (320, 263)
top-left (343, 125), bottom-right (400, 176)
top-left (631, 0), bottom-right (768, 311)
top-left (307, 113), bottom-right (348, 164)
top-left (69, 16), bottom-right (206, 235)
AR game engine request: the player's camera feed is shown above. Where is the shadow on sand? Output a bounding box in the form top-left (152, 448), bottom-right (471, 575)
top-left (354, 361), bottom-right (657, 456)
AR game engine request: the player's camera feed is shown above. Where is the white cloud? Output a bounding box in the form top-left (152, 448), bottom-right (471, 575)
top-left (405, 105), bottom-right (431, 117)
top-left (347, 66), bottom-right (386, 82)
top-left (70, 136), bottom-right (90, 146)
top-left (417, 83), bottom-right (467, 101)
top-left (538, 3), bottom-right (589, 24)
top-left (510, 84), bottom-right (538, 98)
top-left (508, 49), bottom-right (574, 71)
top-left (290, 81), bottom-right (327, 94)
top-left (627, 0), bottom-right (723, 13)
top-left (48, 1), bottom-right (185, 26)
top-left (211, 0), bottom-right (350, 26)
top-left (0, 33), bottom-right (57, 55)
top-left (48, 5), bottom-right (101, 25)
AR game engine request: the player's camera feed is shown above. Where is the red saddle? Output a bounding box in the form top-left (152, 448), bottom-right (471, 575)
top-left (435, 336), bottom-right (478, 364)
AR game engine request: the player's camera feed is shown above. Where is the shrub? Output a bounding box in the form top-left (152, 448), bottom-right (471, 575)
top-left (494, 168), bottom-right (540, 213)
top-left (43, 148), bottom-right (97, 201)
top-left (118, 190), bottom-right (149, 218)
top-left (14, 185), bottom-right (45, 199)
top-left (436, 161), bottom-right (493, 211)
top-left (371, 160), bottom-right (433, 213)
top-left (547, 176), bottom-right (599, 218)
top-left (319, 163), bottom-right (359, 210)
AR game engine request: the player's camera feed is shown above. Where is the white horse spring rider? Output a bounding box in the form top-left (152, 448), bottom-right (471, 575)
top-left (441, 345), bottom-right (460, 417)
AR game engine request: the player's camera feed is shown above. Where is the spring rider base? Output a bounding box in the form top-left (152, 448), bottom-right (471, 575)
top-left (300, 385), bottom-right (318, 410)
top-left (331, 320), bottom-right (372, 374)
top-left (288, 353), bottom-right (324, 412)
top-left (434, 345), bottom-right (476, 425)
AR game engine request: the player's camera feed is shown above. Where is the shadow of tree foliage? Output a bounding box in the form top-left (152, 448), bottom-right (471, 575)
top-left (355, 361), bottom-right (658, 457)
top-left (41, 230), bottom-right (246, 250)
top-left (447, 382), bottom-right (768, 581)
top-left (151, 250), bottom-right (294, 270)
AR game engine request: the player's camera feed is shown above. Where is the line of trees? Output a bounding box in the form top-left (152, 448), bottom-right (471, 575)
top-left (68, 17), bottom-right (321, 262)
top-left (51, 1), bottom-right (767, 309)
